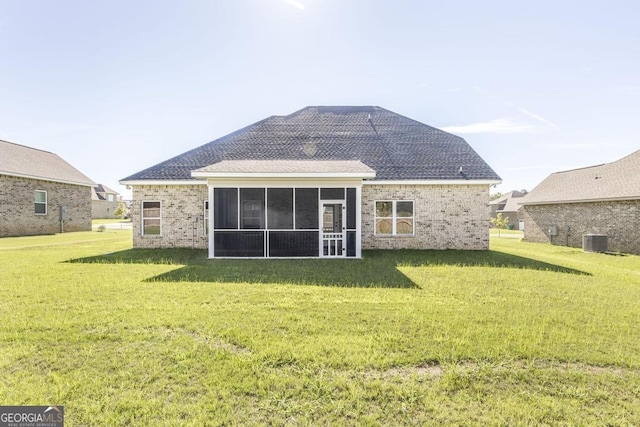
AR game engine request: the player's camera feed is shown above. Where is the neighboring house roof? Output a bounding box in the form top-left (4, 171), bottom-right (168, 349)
top-left (0, 139), bottom-right (94, 186)
top-left (121, 106), bottom-right (501, 183)
top-left (489, 190), bottom-right (525, 212)
top-left (92, 184), bottom-right (120, 201)
top-left (520, 150), bottom-right (640, 205)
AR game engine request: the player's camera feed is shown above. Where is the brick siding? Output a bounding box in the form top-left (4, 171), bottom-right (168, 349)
top-left (91, 200), bottom-right (120, 219)
top-left (361, 184), bottom-right (491, 250)
top-left (131, 185), bottom-right (209, 249)
top-left (131, 183), bottom-right (491, 251)
top-left (522, 200), bottom-right (640, 255)
top-left (0, 174), bottom-right (92, 237)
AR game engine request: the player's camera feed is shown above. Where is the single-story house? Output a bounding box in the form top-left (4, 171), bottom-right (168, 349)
top-left (91, 184), bottom-right (121, 219)
top-left (0, 139), bottom-right (95, 237)
top-left (120, 106), bottom-right (501, 258)
top-left (489, 190), bottom-right (525, 230)
top-left (520, 149), bottom-right (640, 254)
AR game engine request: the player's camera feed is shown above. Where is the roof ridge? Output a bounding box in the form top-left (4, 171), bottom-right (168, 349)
top-left (0, 139), bottom-right (56, 155)
top-left (552, 163), bottom-right (606, 175)
top-left (552, 149), bottom-right (640, 175)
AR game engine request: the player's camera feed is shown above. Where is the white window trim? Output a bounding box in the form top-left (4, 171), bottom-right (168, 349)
top-left (141, 200), bottom-right (162, 236)
top-left (35, 190), bottom-right (47, 215)
top-left (374, 200), bottom-right (415, 236)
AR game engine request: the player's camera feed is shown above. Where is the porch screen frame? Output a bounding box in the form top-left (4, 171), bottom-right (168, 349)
top-left (207, 180), bottom-right (363, 259)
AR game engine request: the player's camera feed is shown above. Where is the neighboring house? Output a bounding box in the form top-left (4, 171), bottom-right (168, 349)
top-left (520, 149), bottom-right (640, 254)
top-left (489, 190), bottom-right (525, 230)
top-left (121, 106), bottom-right (501, 258)
top-left (0, 139), bottom-right (95, 237)
top-left (92, 184), bottom-right (121, 219)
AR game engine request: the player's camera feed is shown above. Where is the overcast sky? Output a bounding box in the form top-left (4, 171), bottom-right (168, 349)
top-left (1, 0), bottom-right (639, 198)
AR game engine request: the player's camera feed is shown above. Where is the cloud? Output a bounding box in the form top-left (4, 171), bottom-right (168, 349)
top-left (539, 142), bottom-right (620, 150)
top-left (505, 165), bottom-right (553, 171)
top-left (441, 118), bottom-right (537, 134)
top-left (285, 0), bottom-right (305, 10)
top-left (473, 86), bottom-right (558, 130)
top-left (517, 107), bottom-right (558, 129)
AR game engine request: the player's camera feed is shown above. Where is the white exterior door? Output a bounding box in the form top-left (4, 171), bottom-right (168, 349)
top-left (320, 201), bottom-right (345, 257)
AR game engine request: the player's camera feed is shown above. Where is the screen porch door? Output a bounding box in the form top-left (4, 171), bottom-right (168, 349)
top-left (321, 201), bottom-right (345, 258)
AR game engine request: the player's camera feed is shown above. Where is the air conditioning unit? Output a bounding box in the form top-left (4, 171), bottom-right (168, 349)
top-left (583, 234), bottom-right (607, 253)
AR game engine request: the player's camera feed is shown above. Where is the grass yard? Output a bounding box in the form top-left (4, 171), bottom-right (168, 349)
top-left (1, 231), bottom-right (639, 425)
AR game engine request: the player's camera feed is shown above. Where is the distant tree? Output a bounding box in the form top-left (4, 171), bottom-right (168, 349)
top-left (490, 213), bottom-right (510, 237)
top-left (490, 192), bottom-right (505, 201)
top-left (114, 201), bottom-right (127, 219)
top-left (520, 189), bottom-right (529, 195)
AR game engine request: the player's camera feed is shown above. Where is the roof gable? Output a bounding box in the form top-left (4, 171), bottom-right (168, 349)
top-left (521, 150), bottom-right (640, 205)
top-left (0, 140), bottom-right (94, 186)
top-left (121, 106), bottom-right (501, 183)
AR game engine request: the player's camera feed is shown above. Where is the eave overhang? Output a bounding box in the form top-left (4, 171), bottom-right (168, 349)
top-left (191, 160), bottom-right (377, 180)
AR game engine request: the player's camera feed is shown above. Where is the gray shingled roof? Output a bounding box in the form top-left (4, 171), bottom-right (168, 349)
top-left (92, 184), bottom-right (120, 201)
top-left (520, 150), bottom-right (640, 205)
top-left (0, 139), bottom-right (94, 186)
top-left (489, 190), bottom-right (525, 212)
top-left (121, 106), bottom-right (501, 182)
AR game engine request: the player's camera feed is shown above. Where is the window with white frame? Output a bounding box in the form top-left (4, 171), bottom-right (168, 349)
top-left (375, 200), bottom-right (414, 235)
top-left (34, 190), bottom-right (47, 215)
top-left (142, 201), bottom-right (161, 236)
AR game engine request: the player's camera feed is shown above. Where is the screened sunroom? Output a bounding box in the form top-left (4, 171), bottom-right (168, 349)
top-left (192, 160), bottom-right (376, 258)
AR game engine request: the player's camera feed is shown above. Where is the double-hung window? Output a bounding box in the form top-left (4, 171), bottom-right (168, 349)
top-left (142, 201), bottom-right (161, 236)
top-left (35, 190), bottom-right (47, 215)
top-left (375, 200), bottom-right (414, 235)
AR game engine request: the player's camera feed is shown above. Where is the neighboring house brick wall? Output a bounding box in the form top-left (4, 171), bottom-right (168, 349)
top-left (362, 184), bottom-right (490, 250)
top-left (92, 200), bottom-right (119, 219)
top-left (500, 210), bottom-right (521, 230)
top-left (131, 185), bottom-right (208, 249)
top-left (522, 200), bottom-right (640, 255)
top-left (0, 174), bottom-right (92, 237)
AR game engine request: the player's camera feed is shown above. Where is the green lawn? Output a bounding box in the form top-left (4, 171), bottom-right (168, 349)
top-left (1, 231), bottom-right (639, 425)
top-left (92, 219), bottom-right (131, 225)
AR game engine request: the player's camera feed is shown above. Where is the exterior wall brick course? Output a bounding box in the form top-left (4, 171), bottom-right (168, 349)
top-left (0, 174), bottom-right (92, 237)
top-left (361, 184), bottom-right (490, 250)
top-left (92, 200), bottom-right (120, 219)
top-left (131, 183), bottom-right (491, 251)
top-left (522, 200), bottom-right (640, 255)
top-left (131, 185), bottom-right (208, 249)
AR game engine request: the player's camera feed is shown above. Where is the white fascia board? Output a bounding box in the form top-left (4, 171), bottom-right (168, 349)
top-left (1, 171), bottom-right (95, 187)
top-left (204, 177), bottom-right (365, 188)
top-left (191, 171), bottom-right (376, 179)
top-left (119, 180), bottom-right (207, 186)
top-left (363, 179), bottom-right (502, 186)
